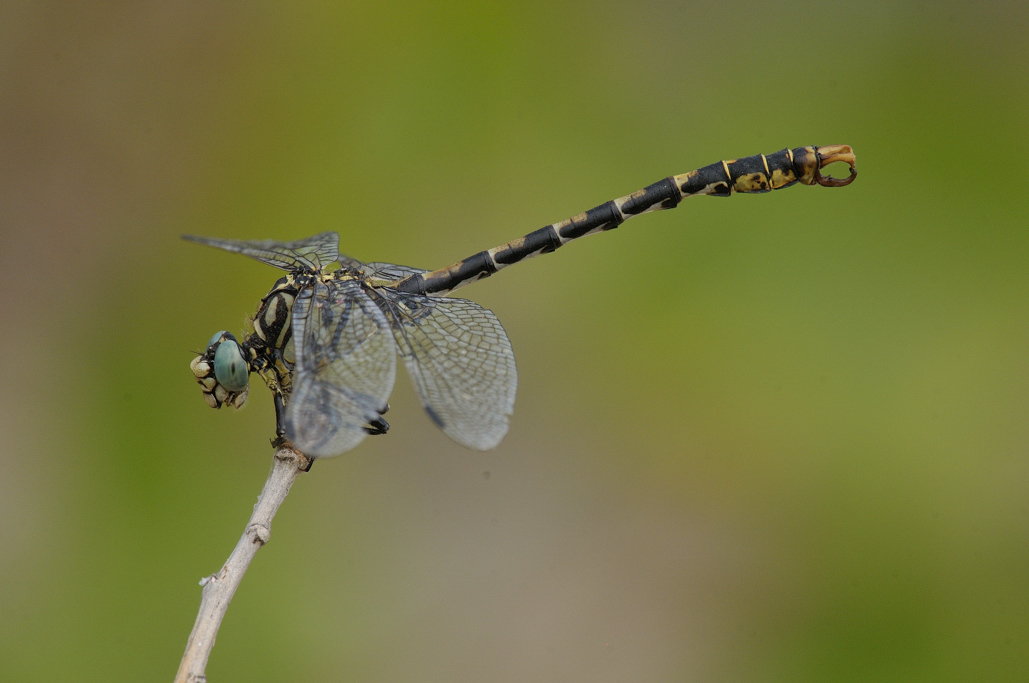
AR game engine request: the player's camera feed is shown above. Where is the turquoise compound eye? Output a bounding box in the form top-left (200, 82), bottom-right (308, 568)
top-left (207, 330), bottom-right (228, 349)
top-left (213, 339), bottom-right (249, 391)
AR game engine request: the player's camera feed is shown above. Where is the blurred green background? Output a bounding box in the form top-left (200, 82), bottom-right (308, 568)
top-left (2, 1), bottom-right (1027, 681)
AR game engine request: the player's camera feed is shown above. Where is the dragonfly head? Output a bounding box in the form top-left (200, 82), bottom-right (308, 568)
top-left (190, 331), bottom-right (250, 410)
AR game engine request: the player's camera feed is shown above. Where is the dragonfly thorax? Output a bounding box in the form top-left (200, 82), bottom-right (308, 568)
top-left (252, 275), bottom-right (299, 351)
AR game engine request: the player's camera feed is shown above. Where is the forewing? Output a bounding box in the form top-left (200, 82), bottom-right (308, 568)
top-left (374, 290), bottom-right (517, 450)
top-left (182, 232), bottom-right (340, 272)
top-left (285, 279), bottom-right (397, 457)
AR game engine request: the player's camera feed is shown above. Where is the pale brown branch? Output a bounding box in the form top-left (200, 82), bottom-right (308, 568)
top-left (175, 444), bottom-right (311, 683)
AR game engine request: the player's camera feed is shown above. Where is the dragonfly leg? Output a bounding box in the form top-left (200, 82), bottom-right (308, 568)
top-left (364, 404), bottom-right (390, 435)
top-left (272, 392), bottom-right (287, 437)
top-left (364, 415), bottom-right (390, 435)
top-left (269, 393), bottom-right (314, 471)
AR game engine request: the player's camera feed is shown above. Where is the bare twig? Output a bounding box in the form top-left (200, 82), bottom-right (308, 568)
top-left (175, 444), bottom-right (311, 683)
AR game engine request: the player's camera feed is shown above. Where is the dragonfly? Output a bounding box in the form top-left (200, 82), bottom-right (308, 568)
top-left (186, 145), bottom-right (856, 458)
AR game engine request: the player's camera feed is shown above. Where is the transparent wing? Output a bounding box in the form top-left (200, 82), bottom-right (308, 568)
top-left (182, 232), bottom-right (340, 272)
top-left (285, 278), bottom-right (397, 457)
top-left (363, 262), bottom-right (430, 280)
top-left (373, 289), bottom-right (517, 450)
